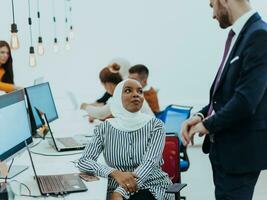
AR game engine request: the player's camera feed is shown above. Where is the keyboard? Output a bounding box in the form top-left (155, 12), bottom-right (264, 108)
top-left (57, 137), bottom-right (80, 147)
top-left (38, 175), bottom-right (66, 193)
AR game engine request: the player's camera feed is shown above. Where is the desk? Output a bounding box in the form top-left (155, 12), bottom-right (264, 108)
top-left (7, 108), bottom-right (108, 200)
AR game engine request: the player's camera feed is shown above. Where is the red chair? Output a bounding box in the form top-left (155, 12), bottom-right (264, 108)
top-left (162, 135), bottom-right (180, 183)
top-left (162, 134), bottom-right (186, 200)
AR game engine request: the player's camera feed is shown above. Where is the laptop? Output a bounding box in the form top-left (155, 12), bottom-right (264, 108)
top-left (35, 107), bottom-right (88, 152)
top-left (25, 83), bottom-right (88, 151)
top-left (25, 141), bottom-right (87, 196)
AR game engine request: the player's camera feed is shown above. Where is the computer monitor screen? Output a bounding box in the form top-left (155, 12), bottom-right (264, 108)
top-left (0, 90), bottom-right (33, 162)
top-left (25, 82), bottom-right (58, 130)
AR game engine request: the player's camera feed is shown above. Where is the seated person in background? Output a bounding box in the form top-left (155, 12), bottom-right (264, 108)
top-left (0, 41), bottom-right (20, 93)
top-left (80, 64), bottom-right (153, 121)
top-left (128, 64), bottom-right (160, 113)
top-left (94, 58), bottom-right (131, 106)
top-left (78, 79), bottom-right (174, 200)
top-left (80, 63), bottom-right (122, 120)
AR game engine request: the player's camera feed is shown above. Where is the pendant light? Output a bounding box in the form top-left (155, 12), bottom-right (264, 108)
top-left (68, 0), bottom-right (74, 39)
top-left (28, 0), bottom-right (37, 67)
top-left (64, 0), bottom-right (70, 50)
top-left (52, 0), bottom-right (59, 53)
top-left (37, 0), bottom-right (44, 56)
top-left (10, 0), bottom-right (20, 50)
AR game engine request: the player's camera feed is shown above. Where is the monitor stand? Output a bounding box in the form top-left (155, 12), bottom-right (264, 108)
top-left (0, 165), bottom-right (28, 179)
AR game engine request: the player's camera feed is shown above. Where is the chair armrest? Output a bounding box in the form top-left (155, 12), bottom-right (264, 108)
top-left (166, 183), bottom-right (187, 193)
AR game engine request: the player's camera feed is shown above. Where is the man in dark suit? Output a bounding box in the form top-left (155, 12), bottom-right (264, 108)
top-left (181, 0), bottom-right (267, 199)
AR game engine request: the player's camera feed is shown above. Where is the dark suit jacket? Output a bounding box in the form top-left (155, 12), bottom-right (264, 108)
top-left (199, 13), bottom-right (267, 173)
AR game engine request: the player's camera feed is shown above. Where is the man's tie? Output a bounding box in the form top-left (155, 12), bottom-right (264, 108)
top-left (203, 29), bottom-right (236, 153)
top-left (207, 29), bottom-right (236, 116)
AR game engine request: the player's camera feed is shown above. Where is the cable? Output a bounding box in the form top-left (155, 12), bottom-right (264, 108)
top-left (29, 139), bottom-right (43, 149)
top-left (37, 0), bottom-right (41, 37)
top-left (64, 0), bottom-right (68, 36)
top-left (68, 1), bottom-right (73, 32)
top-left (4, 158), bottom-right (14, 183)
top-left (10, 180), bottom-right (44, 199)
top-left (10, 180), bottom-right (66, 199)
top-left (52, 0), bottom-right (58, 40)
top-left (11, 0), bottom-right (15, 24)
top-left (27, 0), bottom-right (33, 47)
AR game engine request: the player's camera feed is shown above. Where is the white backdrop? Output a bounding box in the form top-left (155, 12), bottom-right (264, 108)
top-left (0, 0), bottom-right (266, 111)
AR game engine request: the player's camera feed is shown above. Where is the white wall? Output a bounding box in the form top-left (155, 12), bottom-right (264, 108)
top-left (0, 0), bottom-right (266, 111)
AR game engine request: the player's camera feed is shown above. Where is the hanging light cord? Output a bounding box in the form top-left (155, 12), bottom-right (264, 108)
top-left (37, 0), bottom-right (41, 37)
top-left (69, 3), bottom-right (73, 28)
top-left (52, 0), bottom-right (57, 40)
top-left (27, 0), bottom-right (33, 47)
top-left (11, 0), bottom-right (15, 24)
top-left (64, 0), bottom-right (68, 40)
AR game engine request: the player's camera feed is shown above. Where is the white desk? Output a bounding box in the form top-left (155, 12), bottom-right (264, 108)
top-left (7, 108), bottom-right (108, 200)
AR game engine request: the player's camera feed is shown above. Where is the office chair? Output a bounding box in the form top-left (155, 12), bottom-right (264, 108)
top-left (162, 134), bottom-right (187, 200)
top-left (157, 104), bottom-right (193, 172)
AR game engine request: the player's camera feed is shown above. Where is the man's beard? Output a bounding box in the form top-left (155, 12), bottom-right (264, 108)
top-left (218, 8), bottom-right (232, 29)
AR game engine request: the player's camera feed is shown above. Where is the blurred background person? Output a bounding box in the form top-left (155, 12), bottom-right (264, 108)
top-left (128, 64), bottom-right (160, 113)
top-left (0, 41), bottom-right (21, 93)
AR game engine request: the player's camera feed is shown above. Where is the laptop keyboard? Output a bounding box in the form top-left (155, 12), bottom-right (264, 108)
top-left (38, 175), bottom-right (66, 193)
top-left (37, 174), bottom-right (85, 194)
top-left (57, 137), bottom-right (80, 147)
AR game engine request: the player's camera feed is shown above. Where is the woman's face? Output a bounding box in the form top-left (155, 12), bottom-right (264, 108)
top-left (0, 46), bottom-right (9, 66)
top-left (121, 80), bottom-right (144, 113)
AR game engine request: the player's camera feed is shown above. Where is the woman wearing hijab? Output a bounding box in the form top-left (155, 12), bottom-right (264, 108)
top-left (78, 79), bottom-right (174, 200)
top-left (80, 64), bottom-right (153, 122)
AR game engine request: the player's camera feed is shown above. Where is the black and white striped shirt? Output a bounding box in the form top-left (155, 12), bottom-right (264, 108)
top-left (78, 118), bottom-right (174, 200)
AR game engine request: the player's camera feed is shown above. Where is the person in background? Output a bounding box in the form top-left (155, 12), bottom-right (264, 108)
top-left (95, 58), bottom-right (131, 106)
top-left (80, 64), bottom-right (154, 121)
top-left (0, 41), bottom-right (20, 93)
top-left (80, 63), bottom-right (123, 120)
top-left (78, 79), bottom-right (174, 200)
top-left (128, 64), bottom-right (160, 113)
top-left (181, 0), bottom-right (267, 199)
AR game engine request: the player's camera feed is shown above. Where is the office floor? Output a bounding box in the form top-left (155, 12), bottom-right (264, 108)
top-left (181, 144), bottom-right (267, 200)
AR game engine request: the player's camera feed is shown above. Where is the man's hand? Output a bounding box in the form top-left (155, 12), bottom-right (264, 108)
top-left (109, 192), bottom-right (123, 200)
top-left (110, 170), bottom-right (138, 193)
top-left (188, 122), bottom-right (209, 145)
top-left (181, 115), bottom-right (202, 146)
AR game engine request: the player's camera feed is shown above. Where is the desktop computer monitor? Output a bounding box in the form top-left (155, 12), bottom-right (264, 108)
top-left (0, 90), bottom-right (33, 178)
top-left (25, 82), bottom-right (58, 134)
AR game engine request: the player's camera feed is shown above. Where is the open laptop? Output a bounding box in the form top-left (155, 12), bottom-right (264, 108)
top-left (25, 141), bottom-right (87, 196)
top-left (25, 83), bottom-right (88, 151)
top-left (35, 107), bottom-right (87, 152)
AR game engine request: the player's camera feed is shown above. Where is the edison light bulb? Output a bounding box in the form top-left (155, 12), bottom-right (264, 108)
top-left (53, 43), bottom-right (59, 53)
top-left (53, 38), bottom-right (59, 53)
top-left (65, 42), bottom-right (71, 50)
top-left (69, 26), bottom-right (74, 39)
top-left (10, 24), bottom-right (20, 50)
top-left (65, 37), bottom-right (71, 50)
top-left (37, 37), bottom-right (44, 56)
top-left (29, 47), bottom-right (37, 67)
top-left (37, 43), bottom-right (45, 56)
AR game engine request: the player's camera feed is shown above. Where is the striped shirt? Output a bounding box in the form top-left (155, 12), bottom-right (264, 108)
top-left (78, 118), bottom-right (174, 200)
